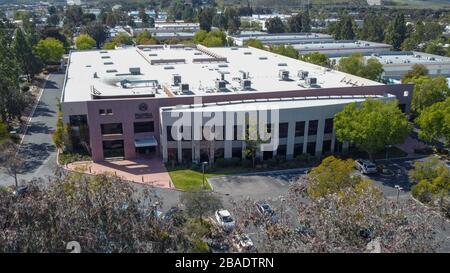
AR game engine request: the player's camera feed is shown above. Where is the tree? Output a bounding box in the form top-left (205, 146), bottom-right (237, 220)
top-left (0, 140), bottom-right (24, 188)
top-left (269, 45), bottom-right (299, 59)
top-left (103, 42), bottom-right (116, 50)
top-left (75, 34), bottom-right (96, 50)
top-left (416, 97), bottom-right (450, 148)
top-left (402, 64), bottom-right (428, 82)
top-left (337, 54), bottom-right (384, 81)
top-left (194, 30), bottom-right (226, 47)
top-left (328, 14), bottom-right (356, 40)
top-left (410, 157), bottom-right (450, 210)
top-left (358, 13), bottom-right (385, 43)
top-left (64, 5), bottom-right (83, 28)
top-left (265, 17), bottom-right (285, 34)
top-left (135, 30), bottom-right (157, 45)
top-left (299, 52), bottom-right (330, 67)
top-left (408, 76), bottom-right (450, 114)
top-left (224, 7), bottom-right (240, 34)
top-left (12, 28), bottom-right (42, 81)
top-left (0, 29), bottom-right (25, 122)
top-left (180, 190), bottom-right (222, 224)
top-left (34, 38), bottom-right (64, 65)
top-left (112, 33), bottom-right (133, 46)
top-left (198, 7), bottom-right (215, 32)
top-left (287, 13), bottom-right (302, 33)
top-left (0, 172), bottom-right (181, 252)
top-left (334, 99), bottom-right (411, 160)
top-left (306, 156), bottom-right (364, 199)
top-left (47, 14), bottom-right (60, 26)
top-left (384, 14), bottom-right (407, 51)
top-left (0, 121), bottom-right (9, 141)
top-left (244, 38), bottom-right (264, 49)
top-left (83, 22), bottom-right (108, 49)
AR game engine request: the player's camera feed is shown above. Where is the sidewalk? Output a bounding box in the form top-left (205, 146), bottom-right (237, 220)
top-left (65, 157), bottom-right (174, 189)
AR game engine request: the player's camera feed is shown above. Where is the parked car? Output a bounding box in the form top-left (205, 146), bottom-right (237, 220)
top-left (255, 202), bottom-right (278, 223)
top-left (355, 159), bottom-right (377, 174)
top-left (233, 233), bottom-right (254, 252)
top-left (215, 209), bottom-right (235, 231)
top-left (205, 238), bottom-right (229, 253)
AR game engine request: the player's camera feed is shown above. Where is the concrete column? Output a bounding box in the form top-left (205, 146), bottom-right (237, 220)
top-left (302, 121), bottom-right (309, 154)
top-left (330, 127), bottom-right (336, 153)
top-left (315, 118), bottom-right (325, 156)
top-left (224, 140), bottom-right (232, 159)
top-left (286, 121), bottom-right (295, 160)
top-left (161, 126), bottom-right (168, 162)
top-left (241, 141), bottom-right (247, 160)
top-left (177, 141), bottom-right (182, 163)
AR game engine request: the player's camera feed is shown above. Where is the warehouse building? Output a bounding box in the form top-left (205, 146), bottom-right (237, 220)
top-left (293, 40), bottom-right (392, 57)
top-left (61, 45), bottom-right (413, 163)
top-left (229, 32), bottom-right (335, 46)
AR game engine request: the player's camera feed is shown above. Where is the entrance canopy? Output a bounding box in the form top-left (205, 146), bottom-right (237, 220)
top-left (135, 136), bottom-right (158, 148)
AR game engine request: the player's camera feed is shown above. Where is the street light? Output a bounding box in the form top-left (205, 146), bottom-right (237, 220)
top-left (394, 185), bottom-right (403, 202)
top-left (202, 161), bottom-right (208, 189)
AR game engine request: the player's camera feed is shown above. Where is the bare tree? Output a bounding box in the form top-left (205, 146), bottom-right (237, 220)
top-left (0, 140), bottom-right (24, 188)
top-left (180, 190), bottom-right (222, 224)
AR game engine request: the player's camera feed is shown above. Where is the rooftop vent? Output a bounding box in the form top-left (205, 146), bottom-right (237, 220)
top-left (278, 63), bottom-right (288, 67)
top-left (259, 57), bottom-right (268, 60)
top-left (239, 70), bottom-right (249, 79)
top-left (231, 47), bottom-right (238, 50)
top-left (279, 70), bottom-right (290, 81)
top-left (100, 51), bottom-right (108, 54)
top-left (104, 62), bottom-right (113, 65)
top-left (164, 66), bottom-right (175, 70)
top-left (181, 83), bottom-right (189, 93)
top-left (306, 77), bottom-right (317, 86)
top-left (244, 52), bottom-right (252, 55)
top-left (218, 64), bottom-right (228, 68)
top-left (215, 79), bottom-right (227, 91)
top-left (106, 69), bottom-right (117, 73)
top-left (298, 70), bottom-right (309, 80)
top-left (129, 67), bottom-right (141, 75)
top-left (240, 79), bottom-right (251, 90)
top-left (172, 74), bottom-right (181, 86)
top-left (149, 53), bottom-right (158, 56)
top-left (101, 56), bottom-right (111, 59)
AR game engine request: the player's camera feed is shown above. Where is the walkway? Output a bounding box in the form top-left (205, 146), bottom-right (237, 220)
top-left (66, 157), bottom-right (173, 189)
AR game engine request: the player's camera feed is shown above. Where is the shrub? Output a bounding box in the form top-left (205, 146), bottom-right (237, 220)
top-left (59, 151), bottom-right (91, 165)
top-left (412, 180), bottom-right (434, 203)
top-left (21, 85), bottom-right (30, 92)
top-left (191, 239), bottom-right (210, 253)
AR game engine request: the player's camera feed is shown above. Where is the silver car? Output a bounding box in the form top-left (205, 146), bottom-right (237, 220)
top-left (355, 159), bottom-right (377, 174)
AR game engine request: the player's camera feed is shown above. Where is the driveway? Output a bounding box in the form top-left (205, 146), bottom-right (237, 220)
top-left (0, 72), bottom-right (64, 187)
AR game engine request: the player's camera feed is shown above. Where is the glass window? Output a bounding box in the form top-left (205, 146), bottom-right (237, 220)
top-left (279, 123), bottom-right (289, 138)
top-left (324, 118), bottom-right (333, 134)
top-left (134, 121), bottom-right (154, 133)
top-left (101, 123), bottom-right (123, 135)
top-left (99, 109), bottom-right (106, 115)
top-left (295, 121), bottom-right (305, 137)
top-left (308, 120), bottom-right (318, 136)
top-left (103, 140), bottom-right (124, 158)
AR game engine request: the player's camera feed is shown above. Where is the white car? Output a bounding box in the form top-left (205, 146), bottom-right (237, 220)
top-left (233, 233), bottom-right (254, 252)
top-left (215, 209), bottom-right (235, 230)
top-left (355, 159), bottom-right (377, 174)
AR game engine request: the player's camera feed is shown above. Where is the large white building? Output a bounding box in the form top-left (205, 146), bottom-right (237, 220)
top-left (229, 32), bottom-right (335, 46)
top-left (293, 40), bottom-right (392, 57)
top-left (61, 45), bottom-right (413, 163)
top-left (332, 51), bottom-right (450, 80)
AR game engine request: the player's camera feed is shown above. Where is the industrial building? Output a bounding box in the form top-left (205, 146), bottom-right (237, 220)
top-left (332, 51), bottom-right (450, 80)
top-left (293, 40), bottom-right (392, 57)
top-left (229, 32), bottom-right (335, 46)
top-left (61, 45), bottom-right (413, 163)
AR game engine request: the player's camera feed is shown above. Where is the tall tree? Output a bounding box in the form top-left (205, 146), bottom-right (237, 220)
top-left (12, 28), bottom-right (42, 81)
top-left (409, 76), bottom-right (450, 114)
top-left (334, 99), bottom-right (411, 160)
top-left (384, 13), bottom-right (407, 51)
top-left (34, 37), bottom-right (64, 65)
top-left (83, 22), bottom-right (108, 49)
top-left (198, 7), bottom-right (215, 32)
top-left (287, 13), bottom-right (302, 33)
top-left (224, 7), bottom-right (240, 35)
top-left (416, 97), bottom-right (450, 148)
top-left (265, 16), bottom-right (285, 34)
top-left (337, 54), bottom-right (384, 81)
top-left (359, 13), bottom-right (385, 42)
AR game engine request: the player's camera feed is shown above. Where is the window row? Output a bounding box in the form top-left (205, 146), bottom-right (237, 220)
top-left (100, 121), bottom-right (154, 135)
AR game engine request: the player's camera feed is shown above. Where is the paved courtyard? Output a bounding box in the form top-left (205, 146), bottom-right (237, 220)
top-left (66, 157), bottom-right (173, 189)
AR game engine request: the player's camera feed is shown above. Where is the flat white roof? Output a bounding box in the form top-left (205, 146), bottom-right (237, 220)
top-left (332, 51), bottom-right (450, 65)
top-left (293, 40), bottom-right (391, 51)
top-left (162, 94), bottom-right (394, 113)
top-left (62, 45), bottom-right (383, 102)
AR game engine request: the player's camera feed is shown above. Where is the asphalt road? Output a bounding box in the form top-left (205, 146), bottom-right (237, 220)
top-left (0, 72), bottom-right (64, 187)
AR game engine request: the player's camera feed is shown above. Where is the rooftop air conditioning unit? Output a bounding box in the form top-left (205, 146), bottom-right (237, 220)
top-left (298, 70), bottom-right (309, 80)
top-left (215, 79), bottom-right (227, 90)
top-left (173, 74), bottom-right (181, 86)
top-left (306, 77), bottom-right (317, 86)
top-left (239, 70), bottom-right (249, 80)
top-left (240, 79), bottom-right (251, 90)
top-left (279, 70), bottom-right (289, 81)
top-left (129, 67), bottom-right (141, 75)
top-left (181, 83), bottom-right (189, 93)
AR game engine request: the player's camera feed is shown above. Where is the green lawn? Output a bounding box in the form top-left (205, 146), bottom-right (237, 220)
top-left (167, 166), bottom-right (253, 191)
